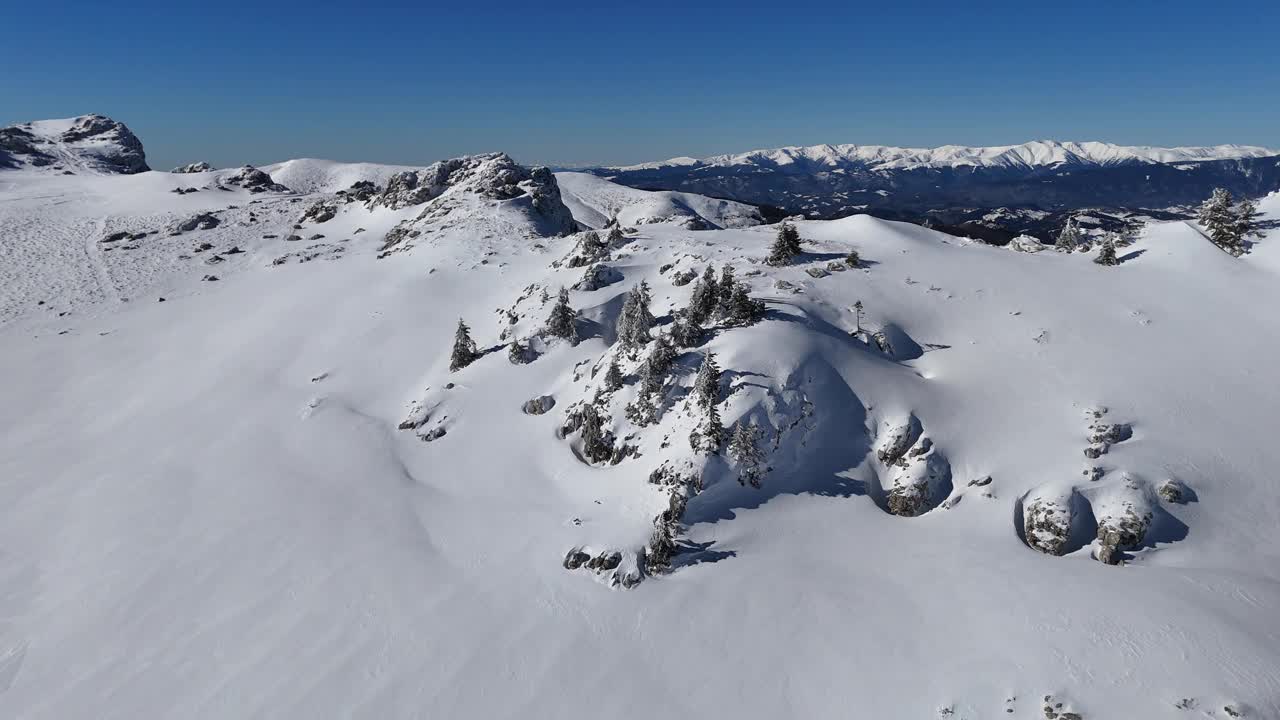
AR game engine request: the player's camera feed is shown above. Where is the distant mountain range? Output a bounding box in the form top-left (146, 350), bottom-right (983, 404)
top-left (583, 140), bottom-right (1280, 241)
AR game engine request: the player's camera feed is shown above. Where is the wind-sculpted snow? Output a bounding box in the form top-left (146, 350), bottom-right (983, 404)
top-left (1, 155), bottom-right (1280, 718)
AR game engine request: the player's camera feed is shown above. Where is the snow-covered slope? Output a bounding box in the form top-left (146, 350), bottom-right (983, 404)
top-left (0, 115), bottom-right (149, 174)
top-left (556, 170), bottom-right (764, 229)
top-left (2, 148), bottom-right (1279, 720)
top-left (617, 140), bottom-right (1279, 172)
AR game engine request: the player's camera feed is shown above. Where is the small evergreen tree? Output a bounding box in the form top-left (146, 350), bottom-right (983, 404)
top-left (845, 249), bottom-right (860, 268)
top-left (725, 283), bottom-right (766, 326)
top-left (616, 281), bottom-right (655, 352)
top-left (670, 312), bottom-right (703, 348)
top-left (1198, 188), bottom-right (1242, 254)
top-left (626, 387), bottom-right (659, 427)
top-left (507, 339), bottom-right (529, 365)
top-left (578, 404), bottom-right (613, 463)
top-left (1094, 234), bottom-right (1119, 266)
top-left (606, 226), bottom-right (625, 246)
top-left (689, 402), bottom-right (724, 455)
top-left (1055, 218), bottom-right (1081, 252)
top-left (545, 287), bottom-right (578, 342)
top-left (644, 333), bottom-right (677, 382)
top-left (1234, 195), bottom-right (1264, 249)
top-left (766, 222), bottom-right (803, 265)
top-left (693, 352), bottom-right (721, 409)
top-left (449, 318), bottom-right (478, 372)
top-left (686, 265), bottom-right (720, 325)
top-left (603, 358), bottom-right (623, 392)
top-left (715, 265), bottom-right (737, 319)
top-left (728, 419), bottom-right (765, 488)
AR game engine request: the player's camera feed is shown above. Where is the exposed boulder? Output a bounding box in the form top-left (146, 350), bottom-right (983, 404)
top-left (522, 395), bottom-right (556, 415)
top-left (1022, 487), bottom-right (1091, 556)
top-left (1157, 479), bottom-right (1187, 504)
top-left (875, 415), bottom-right (923, 466)
top-left (169, 212), bottom-right (220, 234)
top-left (300, 200), bottom-right (338, 224)
top-left (1092, 478), bottom-right (1155, 564)
top-left (886, 443), bottom-right (952, 517)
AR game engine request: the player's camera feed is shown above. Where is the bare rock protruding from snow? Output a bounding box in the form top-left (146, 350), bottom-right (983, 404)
top-left (876, 415), bottom-right (923, 466)
top-left (221, 165), bottom-right (291, 194)
top-left (171, 162), bottom-right (214, 173)
top-left (0, 114), bottom-right (149, 174)
top-left (1092, 476), bottom-right (1155, 564)
top-left (1022, 487), bottom-right (1093, 556)
top-left (1007, 235), bottom-right (1047, 253)
top-left (522, 395), bottom-right (555, 415)
top-left (169, 212), bottom-right (220, 234)
top-left (563, 547), bottom-right (643, 589)
top-left (1157, 479), bottom-right (1187, 504)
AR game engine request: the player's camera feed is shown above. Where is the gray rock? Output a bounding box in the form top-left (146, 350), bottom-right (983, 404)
top-left (171, 161), bottom-right (214, 173)
top-left (522, 395), bottom-right (556, 415)
top-left (1157, 479), bottom-right (1186, 504)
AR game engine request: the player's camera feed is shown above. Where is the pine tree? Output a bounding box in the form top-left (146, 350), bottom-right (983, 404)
top-left (1094, 234), bottom-right (1119, 266)
top-left (616, 282), bottom-right (654, 352)
top-left (626, 388), bottom-right (659, 427)
top-left (729, 420), bottom-right (765, 488)
top-left (545, 287), bottom-right (578, 342)
top-left (766, 222), bottom-right (803, 265)
top-left (693, 352), bottom-right (721, 409)
top-left (606, 226), bottom-right (625, 246)
top-left (644, 333), bottom-right (677, 382)
top-left (689, 402), bottom-right (724, 455)
top-left (1198, 188), bottom-right (1241, 254)
top-left (603, 358), bottom-right (623, 392)
top-left (449, 318), bottom-right (478, 372)
top-left (1234, 195), bottom-right (1263, 249)
top-left (578, 404), bottom-right (613, 463)
top-left (1055, 218), bottom-right (1081, 252)
top-left (686, 265), bottom-right (719, 325)
top-left (507, 339), bottom-right (529, 365)
top-left (715, 265), bottom-right (737, 320)
top-left (670, 312), bottom-right (703, 348)
top-left (726, 283), bottom-right (765, 326)
top-left (845, 250), bottom-right (860, 268)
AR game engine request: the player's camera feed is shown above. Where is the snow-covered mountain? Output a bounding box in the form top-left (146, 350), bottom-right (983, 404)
top-left (2, 118), bottom-right (1280, 719)
top-left (0, 115), bottom-right (149, 174)
top-left (588, 140), bottom-right (1280, 236)
top-left (615, 140), bottom-right (1278, 173)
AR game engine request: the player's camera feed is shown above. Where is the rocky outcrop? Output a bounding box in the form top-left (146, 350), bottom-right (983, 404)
top-left (221, 166), bottom-right (290, 194)
top-left (376, 154), bottom-right (577, 255)
top-left (1022, 487), bottom-right (1089, 556)
top-left (171, 162), bottom-right (214, 173)
top-left (1157, 479), bottom-right (1187, 504)
top-left (1093, 478), bottom-right (1155, 565)
top-left (522, 395), bottom-right (555, 415)
top-left (0, 114), bottom-right (149, 173)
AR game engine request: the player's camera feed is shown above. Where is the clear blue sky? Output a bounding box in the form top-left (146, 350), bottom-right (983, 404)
top-left (5, 0), bottom-right (1278, 170)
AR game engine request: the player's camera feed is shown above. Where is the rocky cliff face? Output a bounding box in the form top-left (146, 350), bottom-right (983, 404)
top-left (0, 114), bottom-right (149, 174)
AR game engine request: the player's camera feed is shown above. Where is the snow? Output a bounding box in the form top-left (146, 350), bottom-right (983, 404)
top-left (1, 159), bottom-right (1279, 719)
top-left (614, 140), bottom-right (1279, 173)
top-left (555, 171), bottom-right (763, 229)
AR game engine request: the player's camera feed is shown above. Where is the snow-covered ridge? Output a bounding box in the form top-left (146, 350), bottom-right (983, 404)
top-left (613, 140), bottom-right (1278, 172)
top-left (555, 171), bottom-right (763, 230)
top-left (0, 114), bottom-right (149, 174)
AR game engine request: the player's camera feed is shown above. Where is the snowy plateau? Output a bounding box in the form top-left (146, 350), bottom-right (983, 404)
top-left (1, 116), bottom-right (1279, 720)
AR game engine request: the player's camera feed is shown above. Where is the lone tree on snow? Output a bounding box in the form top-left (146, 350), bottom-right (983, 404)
top-left (853, 300), bottom-right (864, 334)
top-left (450, 318), bottom-right (478, 372)
top-left (545, 287), bottom-right (578, 343)
top-left (767, 222), bottom-right (804, 265)
top-left (1094, 234), bottom-right (1119, 266)
top-left (577, 404), bottom-right (613, 463)
top-left (1055, 218), bottom-right (1081, 252)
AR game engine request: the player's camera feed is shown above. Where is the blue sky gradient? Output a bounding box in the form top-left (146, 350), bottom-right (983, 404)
top-left (4, 0), bottom-right (1278, 170)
